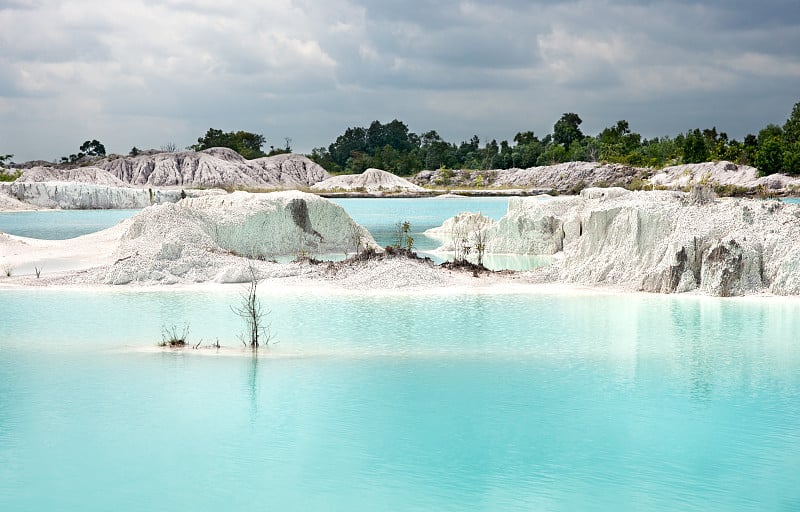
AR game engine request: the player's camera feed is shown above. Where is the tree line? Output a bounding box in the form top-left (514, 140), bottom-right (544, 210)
top-left (308, 101), bottom-right (800, 177)
top-left (4, 101), bottom-right (798, 177)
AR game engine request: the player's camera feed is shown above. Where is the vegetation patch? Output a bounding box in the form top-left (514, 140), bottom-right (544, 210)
top-left (159, 324), bottom-right (189, 348)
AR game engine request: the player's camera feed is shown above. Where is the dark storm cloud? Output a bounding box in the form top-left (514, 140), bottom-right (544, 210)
top-left (0, 0), bottom-right (799, 161)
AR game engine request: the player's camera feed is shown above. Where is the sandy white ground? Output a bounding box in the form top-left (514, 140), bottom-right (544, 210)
top-left (4, 188), bottom-right (800, 298)
top-left (0, 221), bottom-right (128, 277)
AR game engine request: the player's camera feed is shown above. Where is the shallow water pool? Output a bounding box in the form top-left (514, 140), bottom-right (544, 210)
top-left (0, 209), bottom-right (140, 239)
top-left (1, 288), bottom-right (799, 511)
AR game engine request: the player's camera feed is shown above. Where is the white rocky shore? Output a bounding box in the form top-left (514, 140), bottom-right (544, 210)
top-left (0, 149), bottom-right (330, 210)
top-left (433, 187), bottom-right (800, 296)
top-left (1, 191), bottom-right (393, 286)
top-left (3, 188), bottom-right (800, 297)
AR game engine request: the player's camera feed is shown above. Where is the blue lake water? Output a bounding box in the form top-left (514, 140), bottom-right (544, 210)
top-left (1, 289), bottom-right (799, 511)
top-left (0, 209), bottom-right (140, 239)
top-left (2, 197), bottom-right (800, 510)
top-left (330, 197), bottom-right (511, 250)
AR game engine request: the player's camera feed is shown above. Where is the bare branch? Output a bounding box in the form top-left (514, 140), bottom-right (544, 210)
top-left (231, 264), bottom-right (271, 350)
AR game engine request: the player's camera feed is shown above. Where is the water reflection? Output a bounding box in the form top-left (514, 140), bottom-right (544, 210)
top-left (248, 353), bottom-right (259, 420)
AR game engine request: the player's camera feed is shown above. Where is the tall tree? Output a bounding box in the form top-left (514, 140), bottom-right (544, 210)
top-left (553, 113), bottom-right (584, 147)
top-left (682, 129), bottom-right (709, 164)
top-left (80, 139), bottom-right (106, 157)
top-left (328, 126), bottom-right (367, 168)
top-left (783, 101), bottom-right (800, 145)
top-left (754, 125), bottom-right (784, 176)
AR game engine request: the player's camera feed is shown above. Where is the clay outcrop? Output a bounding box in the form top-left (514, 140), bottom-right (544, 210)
top-left (433, 187), bottom-right (800, 296)
top-left (98, 149), bottom-right (330, 188)
top-left (311, 168), bottom-right (426, 193)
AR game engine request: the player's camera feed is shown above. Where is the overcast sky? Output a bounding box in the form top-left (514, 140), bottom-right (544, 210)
top-left (2, 0), bottom-right (799, 162)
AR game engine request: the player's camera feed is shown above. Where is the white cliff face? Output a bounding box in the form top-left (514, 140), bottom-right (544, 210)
top-left (108, 191), bottom-right (378, 284)
top-left (1, 180), bottom-right (227, 210)
top-left (0, 190), bottom-right (37, 210)
top-left (15, 166), bottom-right (128, 186)
top-left (485, 196), bottom-right (580, 255)
top-left (98, 149), bottom-right (330, 188)
top-left (0, 182), bottom-right (172, 209)
top-left (311, 168), bottom-right (426, 193)
top-left (433, 187), bottom-right (800, 296)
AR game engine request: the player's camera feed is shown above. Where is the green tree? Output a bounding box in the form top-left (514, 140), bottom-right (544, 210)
top-left (308, 146), bottom-right (342, 173)
top-left (553, 113), bottom-right (584, 147)
top-left (783, 101), bottom-right (800, 145)
top-left (366, 119), bottom-right (415, 153)
top-left (682, 129), bottom-right (709, 163)
top-left (783, 142), bottom-right (800, 175)
top-left (754, 125), bottom-right (785, 176)
top-left (0, 154), bottom-right (12, 166)
top-left (80, 139), bottom-right (106, 157)
top-left (538, 143), bottom-right (568, 165)
top-left (328, 126), bottom-right (367, 168)
top-left (190, 128), bottom-right (267, 159)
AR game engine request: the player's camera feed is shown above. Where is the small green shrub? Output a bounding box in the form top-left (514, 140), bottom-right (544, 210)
top-left (0, 170), bottom-right (21, 182)
top-left (713, 184), bottom-right (750, 197)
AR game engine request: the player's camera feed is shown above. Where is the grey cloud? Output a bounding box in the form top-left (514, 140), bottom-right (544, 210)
top-left (1, 0), bottom-right (799, 161)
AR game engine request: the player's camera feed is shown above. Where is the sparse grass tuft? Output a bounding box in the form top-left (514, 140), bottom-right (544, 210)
top-left (159, 324), bottom-right (189, 347)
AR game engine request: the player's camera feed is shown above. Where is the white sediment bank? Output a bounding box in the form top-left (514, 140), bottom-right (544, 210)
top-left (429, 187), bottom-right (800, 296)
top-left (3, 188), bottom-right (800, 297)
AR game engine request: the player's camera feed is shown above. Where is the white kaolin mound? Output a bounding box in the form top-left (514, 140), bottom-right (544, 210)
top-left (98, 149), bottom-right (330, 188)
top-left (1, 191), bottom-right (378, 286)
top-left (311, 168), bottom-right (426, 193)
top-left (108, 190), bottom-right (378, 284)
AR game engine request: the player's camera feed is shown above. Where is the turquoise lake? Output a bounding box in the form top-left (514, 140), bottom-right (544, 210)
top-left (1, 198), bottom-right (800, 510)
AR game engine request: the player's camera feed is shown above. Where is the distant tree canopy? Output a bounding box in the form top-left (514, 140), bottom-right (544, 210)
top-left (307, 101), bottom-right (800, 177)
top-left (190, 128), bottom-right (267, 159)
top-left (80, 139), bottom-right (106, 157)
top-left (0, 153), bottom-right (12, 166)
top-left (60, 140), bottom-right (106, 164)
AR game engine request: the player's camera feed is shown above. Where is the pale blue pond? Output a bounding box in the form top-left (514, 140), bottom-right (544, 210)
top-left (2, 197), bottom-right (800, 509)
top-left (1, 289), bottom-right (799, 511)
top-left (783, 197), bottom-right (800, 204)
top-left (330, 197), bottom-right (510, 250)
top-left (0, 209), bottom-right (140, 239)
